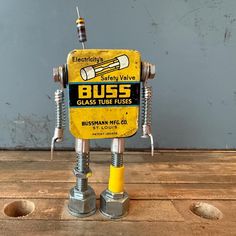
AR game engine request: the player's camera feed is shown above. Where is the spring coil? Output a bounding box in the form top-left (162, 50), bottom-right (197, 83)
top-left (54, 89), bottom-right (66, 129)
top-left (142, 86), bottom-right (152, 127)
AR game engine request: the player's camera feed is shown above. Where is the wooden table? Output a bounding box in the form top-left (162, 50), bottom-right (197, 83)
top-left (0, 150), bottom-right (236, 235)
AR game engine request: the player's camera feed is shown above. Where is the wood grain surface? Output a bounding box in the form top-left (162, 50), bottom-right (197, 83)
top-left (0, 150), bottom-right (236, 235)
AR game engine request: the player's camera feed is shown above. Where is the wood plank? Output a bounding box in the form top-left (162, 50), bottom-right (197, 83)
top-left (0, 221), bottom-right (194, 236)
top-left (0, 182), bottom-right (236, 200)
top-left (0, 199), bottom-right (184, 222)
top-left (1, 220), bottom-right (236, 236)
top-left (0, 161), bottom-right (236, 184)
top-left (0, 151), bottom-right (152, 162)
top-left (1, 164), bottom-right (236, 183)
top-left (172, 200), bottom-right (236, 223)
top-left (2, 161), bottom-right (236, 173)
top-left (1, 199), bottom-right (235, 223)
top-left (1, 203), bottom-right (236, 236)
top-left (0, 150), bottom-right (236, 235)
top-left (1, 150), bottom-right (236, 163)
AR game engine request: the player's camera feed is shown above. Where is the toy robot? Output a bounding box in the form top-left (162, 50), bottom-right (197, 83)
top-left (51, 6), bottom-right (156, 219)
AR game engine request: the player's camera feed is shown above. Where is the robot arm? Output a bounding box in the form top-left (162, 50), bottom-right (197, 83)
top-left (141, 61), bottom-right (156, 156)
top-left (51, 66), bottom-right (67, 160)
top-left (50, 89), bottom-right (66, 160)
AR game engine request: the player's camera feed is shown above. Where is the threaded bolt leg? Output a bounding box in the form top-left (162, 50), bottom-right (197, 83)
top-left (111, 153), bottom-right (124, 167)
top-left (109, 138), bottom-right (125, 193)
top-left (76, 178), bottom-right (88, 192)
top-left (68, 139), bottom-right (96, 217)
top-left (100, 138), bottom-right (129, 218)
top-left (75, 152), bottom-right (90, 192)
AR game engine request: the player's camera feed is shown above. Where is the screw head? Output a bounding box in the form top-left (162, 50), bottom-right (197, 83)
top-left (141, 61), bottom-right (156, 81)
top-left (53, 67), bottom-right (60, 82)
top-left (148, 63), bottom-right (155, 79)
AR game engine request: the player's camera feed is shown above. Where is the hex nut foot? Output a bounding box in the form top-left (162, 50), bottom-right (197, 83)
top-left (100, 189), bottom-right (129, 219)
top-left (68, 186), bottom-right (96, 217)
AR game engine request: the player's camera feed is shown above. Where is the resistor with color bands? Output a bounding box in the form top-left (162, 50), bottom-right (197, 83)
top-left (76, 18), bottom-right (87, 43)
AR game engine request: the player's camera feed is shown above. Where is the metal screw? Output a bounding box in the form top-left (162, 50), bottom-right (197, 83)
top-left (53, 67), bottom-right (60, 83)
top-left (141, 61), bottom-right (156, 82)
top-left (111, 138), bottom-right (124, 167)
top-left (75, 152), bottom-right (90, 192)
top-left (68, 139), bottom-right (96, 217)
top-left (53, 65), bottom-right (68, 88)
top-left (148, 63), bottom-right (155, 79)
top-left (111, 153), bottom-right (123, 167)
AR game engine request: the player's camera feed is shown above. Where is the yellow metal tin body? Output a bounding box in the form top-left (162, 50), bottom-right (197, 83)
top-left (67, 49), bottom-right (141, 139)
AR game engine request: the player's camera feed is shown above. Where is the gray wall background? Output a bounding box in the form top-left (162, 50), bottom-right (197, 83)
top-left (0, 0), bottom-right (236, 149)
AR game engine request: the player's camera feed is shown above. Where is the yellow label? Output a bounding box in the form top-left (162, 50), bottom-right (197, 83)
top-left (67, 49), bottom-right (141, 139)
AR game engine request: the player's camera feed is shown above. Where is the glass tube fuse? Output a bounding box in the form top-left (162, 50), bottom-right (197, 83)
top-left (80, 54), bottom-right (129, 81)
